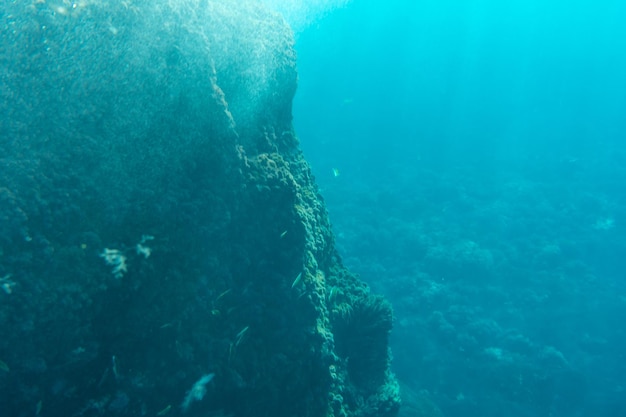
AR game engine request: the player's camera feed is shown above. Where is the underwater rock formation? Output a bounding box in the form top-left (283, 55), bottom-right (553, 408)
top-left (0, 1), bottom-right (399, 416)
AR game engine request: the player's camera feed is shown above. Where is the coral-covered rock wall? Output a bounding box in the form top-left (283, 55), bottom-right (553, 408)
top-left (0, 1), bottom-right (399, 416)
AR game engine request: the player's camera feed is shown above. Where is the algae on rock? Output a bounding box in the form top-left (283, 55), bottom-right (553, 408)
top-left (0, 1), bottom-right (399, 416)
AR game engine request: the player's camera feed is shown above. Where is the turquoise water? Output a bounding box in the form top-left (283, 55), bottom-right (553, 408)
top-left (290, 1), bottom-right (626, 416)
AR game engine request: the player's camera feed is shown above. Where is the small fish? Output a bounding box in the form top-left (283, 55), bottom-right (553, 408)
top-left (111, 355), bottom-right (119, 380)
top-left (332, 168), bottom-right (340, 177)
top-left (156, 405), bottom-right (172, 416)
top-left (97, 367), bottom-right (110, 388)
top-left (280, 230), bottom-right (288, 238)
top-left (215, 288), bottom-right (232, 302)
top-left (291, 272), bottom-right (303, 289)
top-left (0, 360), bottom-right (9, 372)
top-left (235, 326), bottom-right (249, 346)
top-left (36, 400), bottom-right (42, 416)
top-left (328, 286), bottom-right (338, 303)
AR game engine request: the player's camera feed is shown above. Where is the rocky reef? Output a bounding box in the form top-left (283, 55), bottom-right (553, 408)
top-left (0, 1), bottom-right (399, 416)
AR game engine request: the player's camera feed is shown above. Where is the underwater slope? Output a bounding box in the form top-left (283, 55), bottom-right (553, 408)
top-left (0, 1), bottom-right (399, 416)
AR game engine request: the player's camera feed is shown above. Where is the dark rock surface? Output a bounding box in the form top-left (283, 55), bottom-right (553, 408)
top-left (0, 1), bottom-right (399, 416)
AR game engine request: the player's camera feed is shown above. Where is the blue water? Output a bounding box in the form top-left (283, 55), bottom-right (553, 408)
top-left (289, 1), bottom-right (626, 416)
top-left (2, 1), bottom-right (625, 415)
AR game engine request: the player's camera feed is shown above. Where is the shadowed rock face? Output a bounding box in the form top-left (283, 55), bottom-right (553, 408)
top-left (0, 1), bottom-right (399, 416)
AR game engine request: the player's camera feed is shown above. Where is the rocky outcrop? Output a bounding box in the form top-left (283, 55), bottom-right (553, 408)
top-left (0, 1), bottom-right (399, 416)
